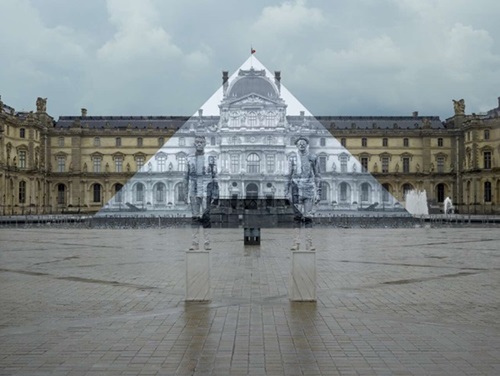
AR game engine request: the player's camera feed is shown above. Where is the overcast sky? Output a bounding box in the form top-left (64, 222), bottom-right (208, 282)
top-left (1, 0), bottom-right (499, 120)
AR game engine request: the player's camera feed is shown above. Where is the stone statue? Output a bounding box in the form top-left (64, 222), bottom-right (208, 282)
top-left (352, 163), bottom-right (357, 173)
top-left (184, 135), bottom-right (219, 250)
top-left (286, 137), bottom-right (321, 251)
top-left (147, 162), bottom-right (152, 173)
top-left (453, 99), bottom-right (465, 115)
top-left (168, 162), bottom-right (173, 171)
top-left (36, 97), bottom-right (47, 112)
top-left (395, 163), bottom-right (399, 173)
top-left (332, 161), bottom-right (336, 172)
top-left (416, 163), bottom-right (420, 173)
top-left (105, 162), bottom-right (110, 173)
top-left (373, 162), bottom-right (378, 173)
top-left (126, 163), bottom-right (130, 172)
top-left (83, 162), bottom-right (87, 172)
top-left (430, 163), bottom-right (435, 172)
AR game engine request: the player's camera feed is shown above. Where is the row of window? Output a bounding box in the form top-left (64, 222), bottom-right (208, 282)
top-left (37, 179), bottom-right (497, 207)
top-left (466, 129), bottom-right (491, 141)
top-left (342, 137), bottom-right (445, 148)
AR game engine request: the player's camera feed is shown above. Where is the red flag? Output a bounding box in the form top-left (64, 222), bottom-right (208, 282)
top-left (251, 47), bottom-right (256, 54)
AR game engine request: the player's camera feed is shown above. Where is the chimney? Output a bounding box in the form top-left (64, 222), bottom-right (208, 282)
top-left (198, 109), bottom-right (203, 118)
top-left (274, 71), bottom-right (281, 93)
top-left (222, 71), bottom-right (229, 96)
top-left (81, 108), bottom-right (87, 117)
top-left (300, 111), bottom-right (305, 117)
top-left (412, 111), bottom-right (418, 118)
top-left (498, 96), bottom-right (500, 108)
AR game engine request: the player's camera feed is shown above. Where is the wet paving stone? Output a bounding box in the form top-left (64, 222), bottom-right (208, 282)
top-left (0, 227), bottom-right (499, 375)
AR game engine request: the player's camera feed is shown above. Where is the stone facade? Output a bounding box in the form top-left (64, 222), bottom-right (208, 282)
top-left (1, 81), bottom-right (499, 215)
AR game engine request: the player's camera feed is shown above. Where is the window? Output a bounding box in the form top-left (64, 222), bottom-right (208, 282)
top-left (247, 153), bottom-right (260, 173)
top-left (158, 137), bottom-right (164, 146)
top-left (403, 183), bottom-right (414, 199)
top-left (210, 136), bottom-right (216, 146)
top-left (403, 138), bottom-right (409, 147)
top-left (341, 138), bottom-right (346, 147)
top-left (340, 155), bottom-right (348, 173)
top-left (179, 137), bottom-right (185, 146)
top-left (57, 184), bottom-right (66, 205)
top-left (382, 138), bottom-right (388, 147)
top-left (340, 182), bottom-right (349, 202)
top-left (94, 137), bottom-right (100, 147)
top-left (115, 157), bottom-right (123, 172)
top-left (360, 157), bottom-right (368, 172)
top-left (320, 138), bottom-right (326, 147)
top-left (361, 137), bottom-right (367, 147)
top-left (381, 157), bottom-right (389, 173)
top-left (20, 128), bottom-right (26, 138)
top-left (155, 184), bottom-right (165, 203)
top-left (437, 156), bottom-right (445, 173)
top-left (115, 137), bottom-right (121, 147)
top-left (319, 155), bottom-right (327, 173)
top-left (19, 181), bottom-right (26, 204)
top-left (266, 154), bottom-right (275, 173)
top-left (402, 157), bottom-right (410, 173)
top-left (484, 151), bottom-right (492, 169)
top-left (157, 155), bottom-right (166, 172)
top-left (265, 112), bottom-right (275, 127)
top-left (176, 183), bottom-right (185, 203)
top-left (361, 183), bottom-right (370, 202)
top-left (136, 156), bottom-right (145, 171)
top-left (18, 150), bottom-right (27, 168)
top-left (57, 156), bottom-right (65, 172)
top-left (115, 184), bottom-right (123, 203)
top-left (382, 183), bottom-right (390, 202)
top-left (484, 130), bottom-right (490, 140)
top-left (177, 155), bottom-right (186, 172)
top-left (436, 183), bottom-right (445, 203)
top-left (247, 112), bottom-right (258, 127)
top-left (484, 182), bottom-right (492, 202)
top-left (437, 138), bottom-right (443, 147)
top-left (320, 182), bottom-right (328, 201)
top-left (135, 183), bottom-right (144, 202)
top-left (58, 137), bottom-right (65, 147)
top-left (93, 156), bottom-right (102, 173)
top-left (230, 154), bottom-right (240, 173)
top-left (93, 184), bottom-right (102, 203)
top-left (137, 137), bottom-right (143, 147)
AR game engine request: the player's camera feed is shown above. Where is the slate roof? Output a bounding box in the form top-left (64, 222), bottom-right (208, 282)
top-left (54, 115), bottom-right (445, 130)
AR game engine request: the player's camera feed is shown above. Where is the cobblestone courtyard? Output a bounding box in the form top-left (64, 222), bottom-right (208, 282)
top-left (0, 226), bottom-right (499, 375)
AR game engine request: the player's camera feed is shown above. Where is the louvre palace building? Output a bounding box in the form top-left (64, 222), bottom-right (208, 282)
top-left (0, 66), bottom-right (499, 216)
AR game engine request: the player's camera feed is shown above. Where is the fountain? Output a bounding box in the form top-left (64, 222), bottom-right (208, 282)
top-left (443, 197), bottom-right (454, 215)
top-left (405, 190), bottom-right (429, 216)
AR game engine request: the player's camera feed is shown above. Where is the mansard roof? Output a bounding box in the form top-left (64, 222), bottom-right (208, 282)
top-left (53, 114), bottom-right (444, 130)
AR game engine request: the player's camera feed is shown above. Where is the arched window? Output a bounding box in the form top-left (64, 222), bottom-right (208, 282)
top-left (92, 184), bottom-right (102, 203)
top-left (20, 128), bottom-right (26, 138)
top-left (135, 183), bottom-right (144, 202)
top-left (247, 153), bottom-right (260, 173)
top-left (177, 155), bottom-right (186, 172)
top-left (210, 136), bottom-right (216, 146)
top-left (360, 183), bottom-right (371, 202)
top-left (114, 184), bottom-right (123, 203)
top-left (19, 181), bottom-right (27, 204)
top-left (339, 182), bottom-right (350, 202)
top-left (320, 138), bottom-right (326, 147)
top-left (403, 138), bottom-right (409, 147)
top-left (176, 183), bottom-right (185, 203)
top-left (402, 183), bottom-right (414, 199)
top-left (57, 184), bottom-right (66, 205)
top-left (155, 183), bottom-right (165, 203)
top-left (157, 154), bottom-right (166, 172)
top-left (436, 183), bottom-right (445, 203)
top-left (320, 182), bottom-right (328, 201)
top-left (247, 112), bottom-right (258, 127)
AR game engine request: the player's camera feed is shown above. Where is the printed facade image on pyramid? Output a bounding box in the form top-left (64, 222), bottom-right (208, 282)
top-left (97, 56), bottom-right (410, 224)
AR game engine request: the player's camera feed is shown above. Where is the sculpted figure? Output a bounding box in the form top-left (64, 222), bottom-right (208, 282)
top-left (453, 99), bottom-right (465, 115)
top-left (184, 136), bottom-right (218, 250)
top-left (286, 137), bottom-right (321, 251)
top-left (36, 97), bottom-right (47, 112)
